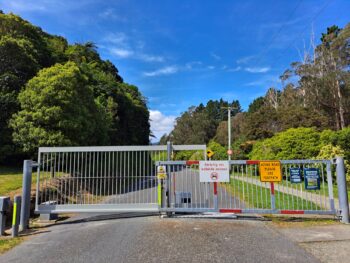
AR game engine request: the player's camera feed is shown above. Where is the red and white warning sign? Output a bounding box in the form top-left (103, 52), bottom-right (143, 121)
top-left (199, 161), bottom-right (230, 182)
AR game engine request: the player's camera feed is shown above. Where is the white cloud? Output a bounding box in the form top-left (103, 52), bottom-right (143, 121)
top-left (103, 33), bottom-right (127, 45)
top-left (245, 67), bottom-right (270, 73)
top-left (226, 66), bottom-right (241, 72)
top-left (110, 48), bottom-right (134, 58)
top-left (98, 8), bottom-right (126, 21)
top-left (210, 52), bottom-right (221, 60)
top-left (144, 66), bottom-right (178, 77)
top-left (139, 54), bottom-right (164, 62)
top-left (150, 110), bottom-right (176, 141)
top-left (185, 61), bottom-right (202, 70)
top-left (245, 75), bottom-right (280, 87)
top-left (236, 55), bottom-right (255, 64)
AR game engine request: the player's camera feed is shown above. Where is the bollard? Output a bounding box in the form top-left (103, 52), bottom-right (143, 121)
top-left (335, 156), bottom-right (349, 224)
top-left (12, 195), bottom-right (21, 237)
top-left (0, 196), bottom-right (10, 236)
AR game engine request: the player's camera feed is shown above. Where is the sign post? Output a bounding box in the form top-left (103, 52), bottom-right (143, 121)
top-left (199, 161), bottom-right (229, 211)
top-left (258, 161), bottom-right (282, 211)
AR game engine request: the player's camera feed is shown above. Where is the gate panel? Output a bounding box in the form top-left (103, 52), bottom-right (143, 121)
top-left (36, 145), bottom-right (206, 213)
top-left (157, 160), bottom-right (336, 215)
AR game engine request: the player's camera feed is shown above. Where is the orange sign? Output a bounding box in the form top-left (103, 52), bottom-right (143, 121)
top-left (259, 161), bottom-right (282, 182)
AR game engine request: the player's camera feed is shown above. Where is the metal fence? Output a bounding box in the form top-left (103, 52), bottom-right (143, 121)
top-left (156, 160), bottom-right (336, 215)
top-left (35, 145), bottom-right (206, 214)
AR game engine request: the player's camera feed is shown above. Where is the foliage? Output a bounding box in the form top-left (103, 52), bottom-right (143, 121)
top-left (249, 127), bottom-right (325, 160)
top-left (207, 140), bottom-right (227, 160)
top-left (171, 99), bottom-right (242, 144)
top-left (0, 12), bottom-right (150, 163)
top-left (316, 144), bottom-right (350, 182)
top-left (10, 62), bottom-right (108, 154)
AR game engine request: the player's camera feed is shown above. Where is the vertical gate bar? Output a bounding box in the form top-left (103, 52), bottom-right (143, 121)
top-left (78, 152), bottom-right (81, 204)
top-left (108, 152), bottom-right (110, 201)
top-left (41, 154), bottom-right (45, 204)
top-left (95, 152), bottom-right (98, 204)
top-left (123, 151), bottom-right (126, 203)
top-left (114, 151), bottom-right (116, 202)
top-left (104, 152), bottom-right (107, 201)
top-left (84, 152), bottom-right (87, 204)
top-left (143, 151), bottom-right (146, 204)
top-left (91, 152), bottom-right (95, 204)
top-left (57, 152), bottom-right (60, 204)
top-left (73, 152), bottom-right (76, 204)
top-left (88, 152), bottom-right (91, 204)
top-left (232, 165), bottom-right (235, 208)
top-left (322, 163), bottom-right (326, 209)
top-left (64, 152), bottom-right (67, 205)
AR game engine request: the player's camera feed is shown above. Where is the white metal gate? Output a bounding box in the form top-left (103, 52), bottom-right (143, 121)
top-left (157, 160), bottom-right (336, 215)
top-left (35, 145), bottom-right (206, 214)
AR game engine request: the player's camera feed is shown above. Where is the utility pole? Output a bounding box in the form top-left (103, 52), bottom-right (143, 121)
top-left (227, 107), bottom-right (232, 161)
top-left (221, 106), bottom-right (235, 161)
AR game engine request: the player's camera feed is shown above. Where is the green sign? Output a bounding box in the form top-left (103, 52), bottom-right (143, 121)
top-left (290, 168), bottom-right (302, 183)
top-left (304, 168), bottom-right (320, 190)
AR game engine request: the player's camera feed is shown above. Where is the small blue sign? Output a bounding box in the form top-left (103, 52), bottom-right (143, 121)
top-left (290, 168), bottom-right (302, 183)
top-left (304, 168), bottom-right (320, 190)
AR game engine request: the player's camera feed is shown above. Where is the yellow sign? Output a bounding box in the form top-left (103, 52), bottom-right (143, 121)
top-left (206, 150), bottom-right (215, 158)
top-left (259, 161), bottom-right (282, 182)
top-left (157, 165), bottom-right (167, 179)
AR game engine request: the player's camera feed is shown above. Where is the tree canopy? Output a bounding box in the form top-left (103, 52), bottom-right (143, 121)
top-left (0, 12), bottom-right (150, 163)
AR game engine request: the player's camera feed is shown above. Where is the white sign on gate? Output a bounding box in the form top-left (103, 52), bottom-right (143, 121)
top-left (199, 161), bottom-right (230, 182)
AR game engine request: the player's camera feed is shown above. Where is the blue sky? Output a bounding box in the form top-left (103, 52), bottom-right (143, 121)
top-left (1, 0), bottom-right (350, 141)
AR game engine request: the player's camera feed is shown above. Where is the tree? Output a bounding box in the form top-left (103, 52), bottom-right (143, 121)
top-left (248, 97), bottom-right (265, 113)
top-left (10, 62), bottom-right (108, 154)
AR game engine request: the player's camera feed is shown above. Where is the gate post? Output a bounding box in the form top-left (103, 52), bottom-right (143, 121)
top-left (335, 156), bottom-right (349, 224)
top-left (20, 160), bottom-right (34, 231)
top-left (166, 141), bottom-right (172, 212)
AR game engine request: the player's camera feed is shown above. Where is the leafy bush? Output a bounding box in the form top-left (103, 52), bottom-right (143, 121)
top-left (316, 144), bottom-right (350, 183)
top-left (207, 140), bottom-right (227, 160)
top-left (249, 127), bottom-right (324, 160)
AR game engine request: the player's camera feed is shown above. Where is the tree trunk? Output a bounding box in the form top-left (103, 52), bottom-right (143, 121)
top-left (335, 78), bottom-right (345, 129)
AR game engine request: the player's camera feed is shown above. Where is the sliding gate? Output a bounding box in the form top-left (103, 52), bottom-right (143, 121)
top-left (157, 160), bottom-right (336, 215)
top-left (35, 145), bottom-right (206, 214)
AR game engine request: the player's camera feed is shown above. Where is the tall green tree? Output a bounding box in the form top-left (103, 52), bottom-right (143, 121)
top-left (10, 62), bottom-right (108, 154)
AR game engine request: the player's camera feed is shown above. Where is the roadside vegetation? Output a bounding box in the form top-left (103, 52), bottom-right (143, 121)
top-left (0, 11), bottom-right (150, 166)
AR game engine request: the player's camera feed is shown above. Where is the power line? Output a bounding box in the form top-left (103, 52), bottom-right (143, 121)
top-left (272, 0), bottom-right (334, 65)
top-left (254, 0), bottom-right (304, 66)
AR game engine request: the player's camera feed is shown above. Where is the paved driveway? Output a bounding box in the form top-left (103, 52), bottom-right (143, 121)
top-left (1, 214), bottom-right (319, 263)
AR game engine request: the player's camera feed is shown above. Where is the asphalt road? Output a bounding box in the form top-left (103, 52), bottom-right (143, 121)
top-left (1, 214), bottom-right (319, 263)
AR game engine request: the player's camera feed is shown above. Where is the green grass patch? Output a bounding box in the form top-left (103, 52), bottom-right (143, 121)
top-left (0, 237), bottom-right (24, 254)
top-left (0, 167), bottom-right (23, 196)
top-left (225, 178), bottom-right (322, 210)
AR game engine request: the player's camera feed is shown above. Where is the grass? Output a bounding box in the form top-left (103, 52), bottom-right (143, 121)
top-left (264, 215), bottom-right (339, 227)
top-left (224, 178), bottom-right (322, 211)
top-left (230, 168), bottom-right (350, 201)
top-left (0, 166), bottom-right (24, 196)
top-left (0, 237), bottom-right (24, 254)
